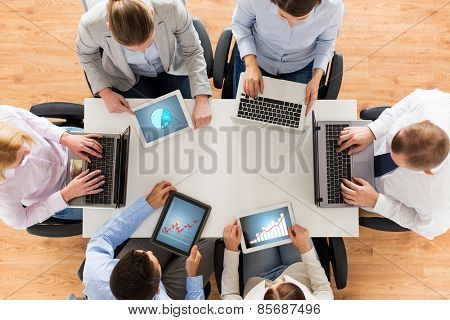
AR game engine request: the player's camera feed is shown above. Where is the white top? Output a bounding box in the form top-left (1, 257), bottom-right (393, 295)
top-left (367, 89), bottom-right (450, 240)
top-left (221, 248), bottom-right (333, 300)
top-left (0, 106), bottom-right (68, 229)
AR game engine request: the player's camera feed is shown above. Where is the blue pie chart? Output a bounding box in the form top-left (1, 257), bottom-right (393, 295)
top-left (151, 107), bottom-right (172, 129)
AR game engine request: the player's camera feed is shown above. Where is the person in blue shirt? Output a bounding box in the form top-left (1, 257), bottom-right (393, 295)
top-left (83, 180), bottom-right (215, 300)
top-left (232, 0), bottom-right (344, 114)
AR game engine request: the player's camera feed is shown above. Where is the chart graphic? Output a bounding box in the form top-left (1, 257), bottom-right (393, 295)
top-left (155, 197), bottom-right (206, 252)
top-left (240, 206), bottom-right (293, 249)
top-left (249, 213), bottom-right (288, 244)
top-left (151, 107), bottom-right (172, 129)
top-left (162, 219), bottom-right (200, 236)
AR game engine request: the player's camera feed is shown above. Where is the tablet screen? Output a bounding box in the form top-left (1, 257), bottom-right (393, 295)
top-left (154, 195), bottom-right (208, 254)
top-left (134, 95), bottom-right (189, 143)
top-left (240, 206), bottom-right (293, 249)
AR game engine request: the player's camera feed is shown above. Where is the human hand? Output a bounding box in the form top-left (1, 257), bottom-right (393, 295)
top-left (223, 218), bottom-right (242, 252)
top-left (192, 95), bottom-right (212, 129)
top-left (305, 69), bottom-right (324, 115)
top-left (288, 224), bottom-right (312, 254)
top-left (340, 177), bottom-right (379, 207)
top-left (99, 88), bottom-right (133, 114)
top-left (61, 169), bottom-right (104, 202)
top-left (60, 132), bottom-right (102, 163)
top-left (185, 245), bottom-right (202, 277)
top-left (146, 180), bottom-right (176, 209)
top-left (337, 126), bottom-right (375, 155)
top-left (243, 55), bottom-right (264, 98)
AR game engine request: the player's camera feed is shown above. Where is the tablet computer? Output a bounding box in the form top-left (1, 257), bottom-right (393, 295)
top-left (237, 202), bottom-right (295, 254)
top-left (151, 191), bottom-right (211, 256)
top-left (131, 90), bottom-right (193, 148)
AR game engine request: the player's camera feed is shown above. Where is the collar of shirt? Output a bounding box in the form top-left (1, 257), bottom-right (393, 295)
top-left (244, 274), bottom-right (315, 299)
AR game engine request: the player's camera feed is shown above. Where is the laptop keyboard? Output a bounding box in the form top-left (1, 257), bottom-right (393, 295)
top-left (85, 137), bottom-right (115, 205)
top-left (237, 94), bottom-right (302, 128)
top-left (326, 124), bottom-right (351, 204)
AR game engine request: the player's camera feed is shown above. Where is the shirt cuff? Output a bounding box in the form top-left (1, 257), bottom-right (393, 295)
top-left (313, 55), bottom-right (330, 74)
top-left (373, 193), bottom-right (393, 217)
top-left (186, 275), bottom-right (204, 292)
top-left (300, 247), bottom-right (319, 263)
top-left (367, 120), bottom-right (388, 140)
top-left (47, 191), bottom-right (69, 215)
top-left (237, 39), bottom-right (257, 60)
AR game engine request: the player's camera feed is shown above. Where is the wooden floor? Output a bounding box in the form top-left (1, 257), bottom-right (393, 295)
top-left (0, 0), bottom-right (449, 300)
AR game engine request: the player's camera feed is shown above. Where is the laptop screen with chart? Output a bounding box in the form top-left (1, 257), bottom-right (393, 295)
top-left (131, 90), bottom-right (194, 148)
top-left (238, 202), bottom-right (295, 254)
top-left (151, 192), bottom-right (211, 256)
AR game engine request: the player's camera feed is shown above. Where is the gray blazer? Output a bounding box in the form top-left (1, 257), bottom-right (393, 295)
top-left (76, 0), bottom-right (211, 97)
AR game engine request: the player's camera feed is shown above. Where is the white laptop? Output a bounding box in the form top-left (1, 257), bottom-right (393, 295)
top-left (232, 73), bottom-right (307, 131)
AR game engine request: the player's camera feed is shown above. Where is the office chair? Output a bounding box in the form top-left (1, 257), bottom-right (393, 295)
top-left (25, 102), bottom-right (84, 238)
top-left (359, 106), bottom-right (410, 232)
top-left (213, 236), bottom-right (348, 295)
top-left (83, 17), bottom-right (214, 97)
top-left (213, 27), bottom-right (344, 100)
top-left (77, 239), bottom-right (212, 299)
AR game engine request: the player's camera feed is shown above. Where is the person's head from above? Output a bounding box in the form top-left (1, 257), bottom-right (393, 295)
top-left (107, 0), bottom-right (155, 52)
top-left (391, 120), bottom-right (449, 174)
top-left (110, 249), bottom-right (162, 300)
top-left (264, 280), bottom-right (306, 300)
top-left (0, 123), bottom-right (34, 182)
top-left (271, 0), bottom-right (321, 27)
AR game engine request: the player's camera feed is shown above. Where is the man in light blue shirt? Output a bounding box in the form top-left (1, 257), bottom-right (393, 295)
top-left (232, 0), bottom-right (344, 113)
top-left (83, 181), bottom-right (214, 300)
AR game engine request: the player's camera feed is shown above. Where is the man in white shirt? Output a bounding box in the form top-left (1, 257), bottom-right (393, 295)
top-left (337, 89), bottom-right (450, 240)
top-left (220, 220), bottom-right (333, 300)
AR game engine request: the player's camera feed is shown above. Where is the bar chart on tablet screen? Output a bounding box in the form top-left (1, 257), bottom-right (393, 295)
top-left (249, 213), bottom-right (288, 244)
top-left (240, 206), bottom-right (293, 248)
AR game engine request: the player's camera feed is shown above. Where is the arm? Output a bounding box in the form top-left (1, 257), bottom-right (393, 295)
top-left (83, 198), bottom-right (154, 286)
top-left (301, 248), bottom-right (334, 300)
top-left (185, 276), bottom-right (205, 300)
top-left (220, 249), bottom-right (243, 300)
top-left (313, 3), bottom-right (345, 73)
top-left (0, 191), bottom-right (67, 230)
top-left (231, 0), bottom-right (257, 60)
top-left (76, 19), bottom-right (112, 95)
top-left (373, 194), bottom-right (443, 240)
top-left (172, 1), bottom-right (211, 98)
top-left (3, 105), bottom-right (65, 143)
top-left (367, 89), bottom-right (424, 139)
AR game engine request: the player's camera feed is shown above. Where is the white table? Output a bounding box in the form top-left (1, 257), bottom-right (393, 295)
top-left (83, 98), bottom-right (359, 238)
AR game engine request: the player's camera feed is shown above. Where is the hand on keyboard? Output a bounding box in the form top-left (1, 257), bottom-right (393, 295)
top-left (242, 55), bottom-right (264, 98)
top-left (340, 177), bottom-right (379, 208)
top-left (60, 132), bottom-right (103, 163)
top-left (61, 169), bottom-right (105, 202)
top-left (337, 126), bottom-right (375, 155)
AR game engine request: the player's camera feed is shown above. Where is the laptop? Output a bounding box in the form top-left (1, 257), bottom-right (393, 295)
top-left (312, 111), bottom-right (375, 208)
top-left (232, 73), bottom-right (307, 131)
top-left (66, 126), bottom-right (130, 208)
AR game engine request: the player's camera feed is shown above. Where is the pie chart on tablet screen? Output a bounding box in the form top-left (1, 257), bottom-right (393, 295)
top-left (151, 107), bottom-right (172, 129)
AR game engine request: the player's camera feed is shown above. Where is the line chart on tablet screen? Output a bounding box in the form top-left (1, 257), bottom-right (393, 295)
top-left (158, 217), bottom-right (200, 246)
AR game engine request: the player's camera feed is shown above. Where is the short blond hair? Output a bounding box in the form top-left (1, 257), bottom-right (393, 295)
top-left (391, 122), bottom-right (450, 170)
top-left (107, 0), bottom-right (155, 46)
top-left (0, 122), bottom-right (35, 181)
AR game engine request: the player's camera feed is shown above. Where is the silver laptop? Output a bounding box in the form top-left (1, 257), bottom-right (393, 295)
top-left (232, 73), bottom-right (307, 131)
top-left (312, 112), bottom-right (375, 208)
top-left (67, 127), bottom-right (130, 208)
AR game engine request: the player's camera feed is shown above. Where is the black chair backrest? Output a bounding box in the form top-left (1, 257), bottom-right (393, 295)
top-left (193, 17), bottom-right (214, 78)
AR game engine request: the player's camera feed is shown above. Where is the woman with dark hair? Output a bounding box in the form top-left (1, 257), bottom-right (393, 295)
top-left (232, 0), bottom-right (344, 114)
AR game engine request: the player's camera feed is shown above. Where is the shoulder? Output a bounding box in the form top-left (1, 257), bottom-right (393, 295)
top-left (79, 0), bottom-right (108, 33)
top-left (319, 0), bottom-right (344, 20)
top-left (151, 0), bottom-right (185, 18)
top-left (0, 105), bottom-right (22, 121)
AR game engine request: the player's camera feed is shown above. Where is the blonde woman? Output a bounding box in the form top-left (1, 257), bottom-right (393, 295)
top-left (0, 106), bottom-right (105, 229)
top-left (76, 0), bottom-right (212, 129)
